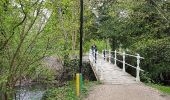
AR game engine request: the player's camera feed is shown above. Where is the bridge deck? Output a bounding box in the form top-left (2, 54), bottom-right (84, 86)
top-left (89, 55), bottom-right (139, 84)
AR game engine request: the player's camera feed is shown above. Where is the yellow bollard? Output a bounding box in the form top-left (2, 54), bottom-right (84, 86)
top-left (76, 73), bottom-right (80, 96)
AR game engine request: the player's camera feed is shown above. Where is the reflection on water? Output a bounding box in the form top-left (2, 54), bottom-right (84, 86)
top-left (15, 84), bottom-right (47, 100)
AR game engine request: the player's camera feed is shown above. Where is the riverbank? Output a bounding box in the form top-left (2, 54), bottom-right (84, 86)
top-left (42, 81), bottom-right (98, 100)
top-left (147, 83), bottom-right (170, 100)
top-left (146, 83), bottom-right (170, 94)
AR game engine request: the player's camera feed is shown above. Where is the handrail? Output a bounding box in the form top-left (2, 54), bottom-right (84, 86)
top-left (114, 58), bottom-right (142, 71)
top-left (89, 49), bottom-right (144, 81)
top-left (104, 50), bottom-right (144, 59)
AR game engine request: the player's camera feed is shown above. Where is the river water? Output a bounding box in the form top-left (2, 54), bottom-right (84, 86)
top-left (15, 84), bottom-right (47, 100)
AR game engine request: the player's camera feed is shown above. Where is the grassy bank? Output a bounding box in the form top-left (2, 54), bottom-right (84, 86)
top-left (42, 81), bottom-right (97, 100)
top-left (147, 84), bottom-right (170, 94)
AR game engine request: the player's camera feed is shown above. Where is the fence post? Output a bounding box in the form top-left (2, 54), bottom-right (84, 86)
top-left (136, 54), bottom-right (140, 81)
top-left (109, 49), bottom-right (111, 63)
top-left (114, 50), bottom-right (117, 65)
top-left (123, 51), bottom-right (126, 72)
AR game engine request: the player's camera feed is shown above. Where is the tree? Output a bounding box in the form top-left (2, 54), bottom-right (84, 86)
top-left (88, 0), bottom-right (170, 82)
top-left (0, 0), bottom-right (54, 99)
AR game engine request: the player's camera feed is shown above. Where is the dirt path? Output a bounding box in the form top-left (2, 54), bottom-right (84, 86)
top-left (85, 83), bottom-right (169, 100)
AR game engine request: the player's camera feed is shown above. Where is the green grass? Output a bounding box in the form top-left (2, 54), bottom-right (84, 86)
top-left (42, 81), bottom-right (97, 100)
top-left (147, 84), bottom-right (170, 94)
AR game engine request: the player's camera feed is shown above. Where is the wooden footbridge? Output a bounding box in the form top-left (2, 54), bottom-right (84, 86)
top-left (88, 49), bottom-right (144, 84)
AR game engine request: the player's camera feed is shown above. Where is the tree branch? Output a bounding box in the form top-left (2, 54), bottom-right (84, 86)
top-left (0, 0), bottom-right (27, 50)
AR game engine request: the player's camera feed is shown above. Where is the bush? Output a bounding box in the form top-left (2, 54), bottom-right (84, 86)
top-left (42, 83), bottom-right (78, 100)
top-left (64, 59), bottom-right (96, 81)
top-left (131, 38), bottom-right (170, 83)
top-left (42, 81), bottom-right (96, 100)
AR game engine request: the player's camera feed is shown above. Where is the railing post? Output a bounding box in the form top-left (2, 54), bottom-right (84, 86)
top-left (114, 50), bottom-right (117, 65)
top-left (96, 51), bottom-right (98, 71)
top-left (103, 50), bottom-right (106, 61)
top-left (101, 50), bottom-right (104, 64)
top-left (101, 50), bottom-right (104, 65)
top-left (94, 50), bottom-right (95, 63)
top-left (109, 49), bottom-right (111, 63)
top-left (136, 54), bottom-right (140, 81)
top-left (97, 51), bottom-right (98, 63)
top-left (93, 50), bottom-right (95, 65)
top-left (89, 49), bottom-right (90, 60)
top-left (89, 49), bottom-right (91, 60)
top-left (123, 51), bottom-right (125, 72)
top-left (95, 51), bottom-right (99, 63)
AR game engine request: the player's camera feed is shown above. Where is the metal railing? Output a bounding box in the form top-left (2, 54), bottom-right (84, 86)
top-left (89, 49), bottom-right (144, 82)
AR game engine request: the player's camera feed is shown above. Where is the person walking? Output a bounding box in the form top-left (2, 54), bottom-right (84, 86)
top-left (103, 49), bottom-right (106, 60)
top-left (91, 44), bottom-right (97, 63)
top-left (94, 47), bottom-right (97, 63)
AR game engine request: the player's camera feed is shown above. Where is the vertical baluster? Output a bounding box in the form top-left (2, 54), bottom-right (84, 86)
top-left (123, 52), bottom-right (126, 72)
top-left (136, 54), bottom-right (140, 81)
top-left (92, 50), bottom-right (95, 67)
top-left (101, 50), bottom-right (103, 65)
top-left (96, 51), bottom-right (98, 64)
top-left (89, 49), bottom-right (91, 61)
top-left (93, 49), bottom-right (95, 64)
top-left (109, 49), bottom-right (111, 63)
top-left (96, 51), bottom-right (98, 71)
top-left (100, 51), bottom-right (102, 70)
top-left (104, 49), bottom-right (106, 61)
top-left (115, 50), bottom-right (117, 65)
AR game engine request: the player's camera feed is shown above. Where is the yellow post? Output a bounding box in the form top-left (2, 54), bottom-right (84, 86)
top-left (76, 73), bottom-right (80, 96)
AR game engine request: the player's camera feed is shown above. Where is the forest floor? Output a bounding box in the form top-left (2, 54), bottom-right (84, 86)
top-left (85, 83), bottom-right (170, 100)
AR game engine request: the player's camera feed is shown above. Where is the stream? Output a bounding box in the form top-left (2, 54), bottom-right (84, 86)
top-left (15, 84), bottom-right (47, 100)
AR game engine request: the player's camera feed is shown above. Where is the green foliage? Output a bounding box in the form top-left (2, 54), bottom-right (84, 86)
top-left (34, 65), bottom-right (56, 83)
top-left (42, 81), bottom-right (97, 100)
top-left (0, 0), bottom-right (169, 99)
top-left (131, 38), bottom-right (170, 82)
top-left (147, 84), bottom-right (170, 94)
top-left (140, 72), bottom-right (153, 83)
top-left (92, 0), bottom-right (170, 83)
top-left (42, 84), bottom-right (78, 100)
top-left (84, 39), bottom-right (111, 52)
top-left (63, 58), bottom-right (96, 81)
top-left (0, 0), bottom-right (88, 99)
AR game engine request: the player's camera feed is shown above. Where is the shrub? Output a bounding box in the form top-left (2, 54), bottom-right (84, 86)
top-left (42, 84), bottom-right (78, 100)
top-left (131, 38), bottom-right (170, 83)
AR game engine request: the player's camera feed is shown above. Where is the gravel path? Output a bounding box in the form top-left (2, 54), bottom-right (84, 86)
top-left (85, 83), bottom-right (169, 100)
top-left (86, 54), bottom-right (170, 100)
